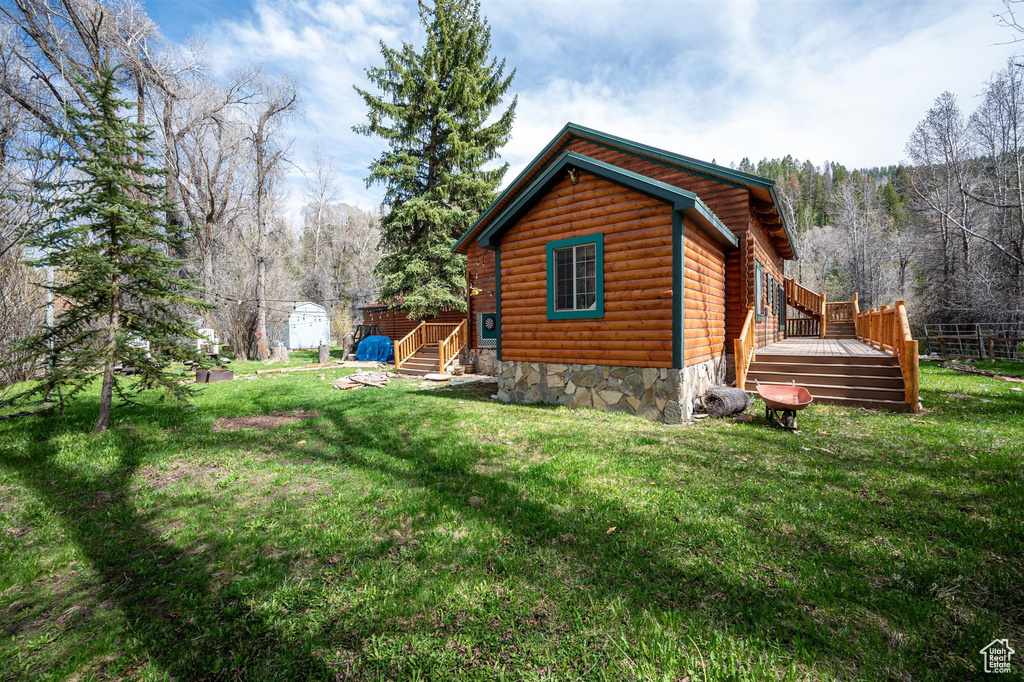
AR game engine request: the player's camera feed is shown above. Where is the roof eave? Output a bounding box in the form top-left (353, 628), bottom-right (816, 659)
top-left (768, 185), bottom-right (799, 260)
top-left (476, 150), bottom-right (738, 251)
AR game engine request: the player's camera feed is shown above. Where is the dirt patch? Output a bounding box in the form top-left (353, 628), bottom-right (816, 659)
top-left (211, 410), bottom-right (319, 432)
top-left (141, 462), bottom-right (222, 490)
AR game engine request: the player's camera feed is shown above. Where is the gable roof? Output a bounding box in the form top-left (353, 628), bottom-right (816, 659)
top-left (454, 122), bottom-right (797, 259)
top-left (476, 150), bottom-right (737, 250)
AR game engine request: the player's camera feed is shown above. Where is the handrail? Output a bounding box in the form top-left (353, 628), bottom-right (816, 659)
top-left (438, 319), bottom-right (468, 373)
top-left (784, 277), bottom-right (823, 316)
top-left (854, 299), bottom-right (919, 412)
top-left (825, 300), bottom-right (854, 323)
top-left (394, 322), bottom-right (426, 370)
top-left (733, 306), bottom-right (756, 390)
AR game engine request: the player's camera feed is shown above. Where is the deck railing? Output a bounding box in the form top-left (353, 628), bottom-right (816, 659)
top-left (855, 300), bottom-right (919, 411)
top-left (395, 322), bottom-right (465, 372)
top-left (786, 317), bottom-right (820, 337)
top-left (733, 306), bottom-right (756, 390)
top-left (438, 319), bottom-right (468, 373)
top-left (394, 323), bottom-right (426, 371)
top-left (784, 277), bottom-right (823, 316)
top-left (825, 300), bottom-right (854, 323)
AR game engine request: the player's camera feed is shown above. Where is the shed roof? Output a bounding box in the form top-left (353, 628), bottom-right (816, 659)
top-left (453, 122), bottom-right (796, 259)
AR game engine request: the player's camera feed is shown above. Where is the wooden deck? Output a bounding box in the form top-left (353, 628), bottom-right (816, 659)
top-left (756, 338), bottom-right (889, 357)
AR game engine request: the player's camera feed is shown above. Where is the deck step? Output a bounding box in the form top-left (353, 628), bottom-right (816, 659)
top-left (749, 361), bottom-right (903, 377)
top-left (750, 392), bottom-right (913, 412)
top-left (754, 353), bottom-right (899, 366)
top-left (748, 370), bottom-right (904, 388)
top-left (745, 379), bottom-right (905, 401)
top-left (398, 343), bottom-right (444, 376)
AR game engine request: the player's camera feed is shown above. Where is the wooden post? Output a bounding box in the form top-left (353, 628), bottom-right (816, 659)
top-left (976, 324), bottom-right (984, 359)
top-left (851, 292), bottom-right (860, 338)
top-left (906, 340), bottom-right (920, 411)
top-left (819, 292), bottom-right (828, 339)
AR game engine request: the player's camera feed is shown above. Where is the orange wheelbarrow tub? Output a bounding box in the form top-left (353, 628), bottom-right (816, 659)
top-left (754, 380), bottom-right (813, 430)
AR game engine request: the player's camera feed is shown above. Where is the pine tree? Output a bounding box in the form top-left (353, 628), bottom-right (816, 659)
top-left (12, 65), bottom-right (210, 432)
top-left (354, 0), bottom-right (516, 318)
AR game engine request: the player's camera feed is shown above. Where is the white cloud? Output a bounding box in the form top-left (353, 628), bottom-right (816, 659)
top-left (176, 0), bottom-right (1022, 214)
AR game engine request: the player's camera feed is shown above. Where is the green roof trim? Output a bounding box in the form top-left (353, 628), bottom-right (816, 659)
top-left (476, 151), bottom-right (738, 250)
top-left (453, 122), bottom-right (796, 258)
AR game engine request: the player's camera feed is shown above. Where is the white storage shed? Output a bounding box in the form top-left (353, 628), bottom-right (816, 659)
top-left (286, 302), bottom-right (331, 349)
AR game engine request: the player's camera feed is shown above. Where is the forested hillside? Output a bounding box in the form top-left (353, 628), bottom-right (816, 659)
top-left (738, 57), bottom-right (1024, 332)
top-left (1, 0), bottom-right (1022, 390)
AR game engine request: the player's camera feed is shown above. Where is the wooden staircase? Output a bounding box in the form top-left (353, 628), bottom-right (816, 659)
top-left (824, 321), bottom-right (855, 339)
top-left (394, 320), bottom-right (467, 377)
top-left (736, 280), bottom-right (920, 412)
top-left (744, 350), bottom-right (911, 411)
top-left (399, 344), bottom-right (441, 377)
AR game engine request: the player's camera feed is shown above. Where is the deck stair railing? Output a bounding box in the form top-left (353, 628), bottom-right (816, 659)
top-left (395, 321), bottom-right (466, 372)
top-left (825, 297), bottom-right (855, 323)
top-left (733, 306), bottom-right (756, 389)
top-left (439, 320), bottom-right (468, 373)
top-left (854, 300), bottom-right (920, 411)
top-left (784, 277), bottom-right (823, 316)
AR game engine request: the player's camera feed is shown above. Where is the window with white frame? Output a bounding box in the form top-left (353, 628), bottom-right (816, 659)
top-left (546, 234), bottom-right (604, 320)
top-left (554, 243), bottom-right (597, 311)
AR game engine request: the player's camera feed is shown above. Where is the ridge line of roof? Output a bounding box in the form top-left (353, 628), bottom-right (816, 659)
top-left (453, 122), bottom-right (794, 257)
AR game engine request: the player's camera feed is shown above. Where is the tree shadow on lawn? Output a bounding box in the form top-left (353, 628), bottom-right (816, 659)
top-left (299, 392), bottom-right (1015, 678)
top-left (3, 379), bottom-right (1019, 679)
top-left (0, 402), bottom-right (342, 681)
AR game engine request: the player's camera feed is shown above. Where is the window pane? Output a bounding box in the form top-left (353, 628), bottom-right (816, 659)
top-left (555, 248), bottom-right (574, 310)
top-left (575, 244), bottom-right (596, 310)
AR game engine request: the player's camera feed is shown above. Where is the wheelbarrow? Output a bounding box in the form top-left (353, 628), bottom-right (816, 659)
top-left (754, 380), bottom-right (813, 430)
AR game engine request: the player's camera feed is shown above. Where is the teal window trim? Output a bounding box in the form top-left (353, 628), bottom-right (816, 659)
top-left (546, 233), bottom-right (604, 320)
top-left (754, 260), bottom-right (764, 323)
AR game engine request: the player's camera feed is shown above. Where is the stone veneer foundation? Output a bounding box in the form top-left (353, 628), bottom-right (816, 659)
top-left (463, 349), bottom-right (498, 375)
top-left (496, 355), bottom-right (726, 423)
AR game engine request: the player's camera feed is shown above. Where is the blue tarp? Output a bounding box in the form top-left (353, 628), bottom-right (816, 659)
top-left (356, 335), bottom-right (394, 363)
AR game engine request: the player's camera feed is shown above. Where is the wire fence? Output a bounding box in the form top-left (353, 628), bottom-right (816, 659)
top-left (923, 323), bottom-right (1024, 361)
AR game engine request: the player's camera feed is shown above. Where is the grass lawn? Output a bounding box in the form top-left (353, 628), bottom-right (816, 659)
top-left (1, 361), bottom-right (1022, 680)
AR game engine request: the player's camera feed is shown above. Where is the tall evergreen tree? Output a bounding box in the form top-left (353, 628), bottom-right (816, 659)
top-left (354, 0), bottom-right (516, 318)
top-left (11, 65), bottom-right (209, 432)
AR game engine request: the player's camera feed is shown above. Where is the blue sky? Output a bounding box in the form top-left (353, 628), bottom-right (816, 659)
top-left (144, 0), bottom-right (1023, 214)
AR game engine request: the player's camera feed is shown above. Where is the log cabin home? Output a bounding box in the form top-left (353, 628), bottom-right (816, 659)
top-left (396, 123), bottom-right (920, 420)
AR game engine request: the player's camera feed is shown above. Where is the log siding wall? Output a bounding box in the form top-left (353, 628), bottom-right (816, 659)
top-left (467, 244), bottom-right (496, 348)
top-left (360, 307), bottom-right (465, 342)
top-left (683, 221), bottom-right (726, 366)
top-left (462, 133), bottom-right (792, 366)
top-left (499, 171), bottom-right (675, 368)
top-left (746, 209), bottom-right (785, 348)
top-left (561, 139), bottom-right (786, 350)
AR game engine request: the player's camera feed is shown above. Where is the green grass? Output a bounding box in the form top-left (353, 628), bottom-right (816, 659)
top-left (0, 363), bottom-right (1022, 680)
top-left (946, 359), bottom-right (1024, 379)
